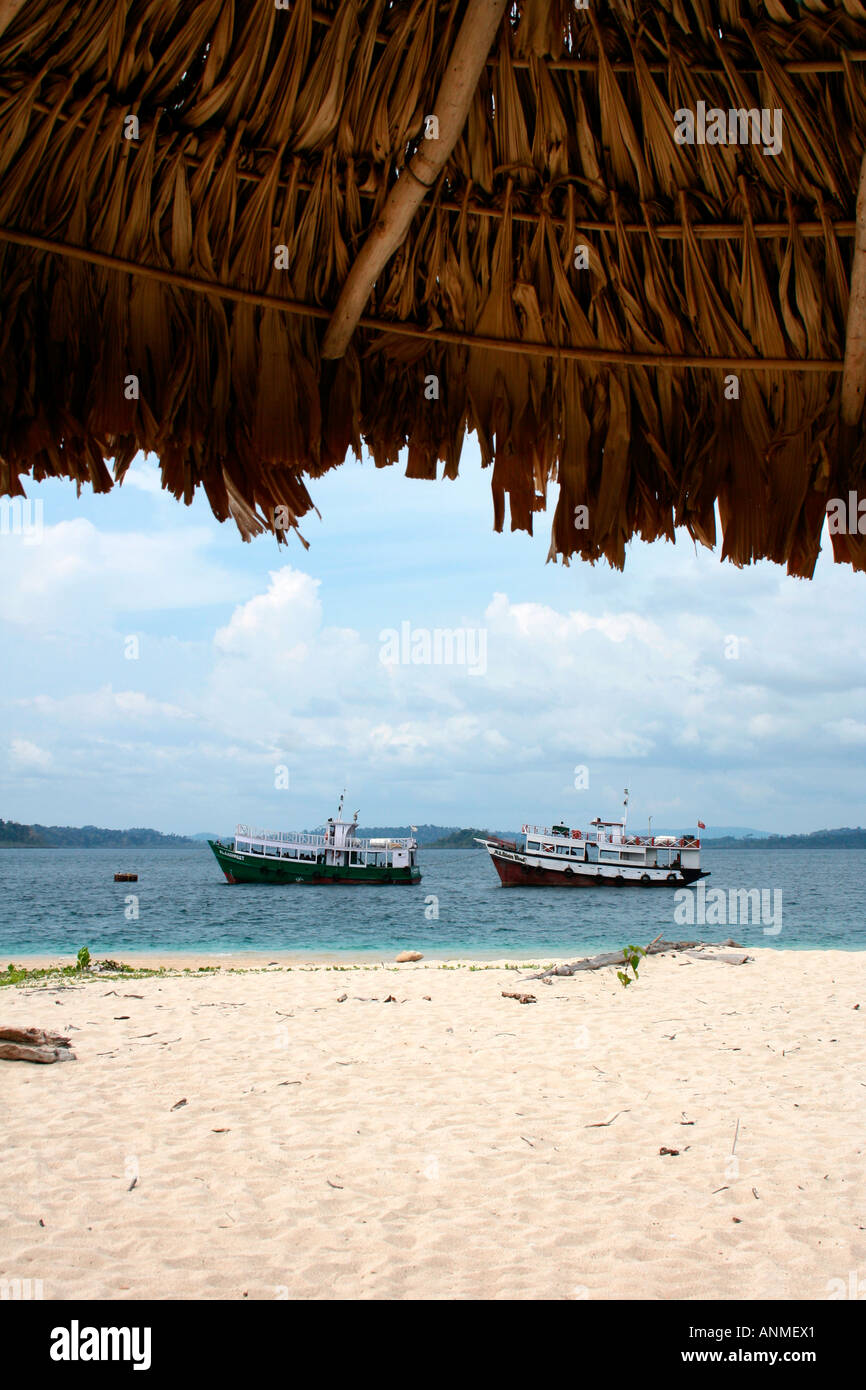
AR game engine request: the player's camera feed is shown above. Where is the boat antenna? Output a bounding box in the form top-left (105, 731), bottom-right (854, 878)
top-left (623, 787), bottom-right (629, 832)
top-left (337, 788), bottom-right (345, 819)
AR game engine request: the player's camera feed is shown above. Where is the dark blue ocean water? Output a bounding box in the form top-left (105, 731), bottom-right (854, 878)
top-left (0, 845), bottom-right (864, 958)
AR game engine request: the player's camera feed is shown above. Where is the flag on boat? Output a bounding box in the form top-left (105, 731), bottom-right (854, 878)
top-left (697, 820), bottom-right (706, 829)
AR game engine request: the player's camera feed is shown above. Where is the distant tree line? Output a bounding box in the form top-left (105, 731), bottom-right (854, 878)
top-left (704, 827), bottom-right (866, 849)
top-left (0, 819), bottom-right (192, 848)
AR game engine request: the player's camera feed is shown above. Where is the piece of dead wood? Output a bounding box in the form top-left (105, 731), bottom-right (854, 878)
top-left (522, 939), bottom-right (745, 980)
top-left (682, 950), bottom-right (752, 965)
top-left (502, 991), bottom-right (536, 1004)
top-left (0, 1025), bottom-right (76, 1063)
top-left (585, 1109), bottom-right (629, 1128)
top-left (659, 1146), bottom-right (680, 1156)
top-left (0, 1025), bottom-right (70, 1046)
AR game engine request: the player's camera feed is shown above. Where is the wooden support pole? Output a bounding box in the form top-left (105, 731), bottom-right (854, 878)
top-left (320, 0), bottom-right (508, 359)
top-left (841, 151), bottom-right (866, 425)
top-left (0, 0), bottom-right (27, 40)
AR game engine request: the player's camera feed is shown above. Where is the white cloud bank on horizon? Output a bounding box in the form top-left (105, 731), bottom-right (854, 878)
top-left (3, 506), bottom-right (865, 833)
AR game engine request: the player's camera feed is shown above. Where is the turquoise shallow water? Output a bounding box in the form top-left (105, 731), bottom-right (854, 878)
top-left (1, 844), bottom-right (864, 957)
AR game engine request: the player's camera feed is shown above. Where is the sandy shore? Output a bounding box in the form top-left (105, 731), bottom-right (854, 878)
top-left (2, 947), bottom-right (864, 1300)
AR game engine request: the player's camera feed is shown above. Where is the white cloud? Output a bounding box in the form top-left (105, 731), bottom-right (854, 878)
top-left (0, 517), bottom-right (243, 627)
top-left (21, 687), bottom-right (192, 725)
top-left (9, 738), bottom-right (52, 771)
top-left (826, 717), bottom-right (866, 745)
top-left (119, 457), bottom-right (167, 497)
top-left (3, 476), bottom-right (865, 833)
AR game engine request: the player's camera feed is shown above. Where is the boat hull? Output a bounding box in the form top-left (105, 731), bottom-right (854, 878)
top-left (208, 840), bottom-right (421, 885)
top-left (488, 850), bottom-right (707, 888)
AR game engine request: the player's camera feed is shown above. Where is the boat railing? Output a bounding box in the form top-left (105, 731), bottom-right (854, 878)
top-left (347, 836), bottom-right (415, 850)
top-left (235, 825), bottom-right (416, 852)
top-left (519, 824), bottom-right (700, 850)
top-left (522, 824), bottom-right (609, 841)
top-left (236, 825), bottom-right (325, 846)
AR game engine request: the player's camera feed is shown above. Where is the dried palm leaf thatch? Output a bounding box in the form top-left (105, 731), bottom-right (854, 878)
top-left (2, 0), bottom-right (866, 574)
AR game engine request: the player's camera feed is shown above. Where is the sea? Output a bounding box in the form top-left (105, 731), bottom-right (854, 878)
top-left (1, 844), bottom-right (864, 959)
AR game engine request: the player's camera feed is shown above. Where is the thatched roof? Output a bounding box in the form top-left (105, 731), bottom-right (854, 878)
top-left (1, 0), bottom-right (866, 575)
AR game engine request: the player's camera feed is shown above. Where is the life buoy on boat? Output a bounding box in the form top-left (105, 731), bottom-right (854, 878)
top-left (667, 872), bottom-right (678, 882)
top-left (634, 836), bottom-right (641, 845)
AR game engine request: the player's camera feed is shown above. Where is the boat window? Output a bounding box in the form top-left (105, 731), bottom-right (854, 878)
top-left (237, 841), bottom-right (249, 852)
top-left (527, 840), bottom-right (540, 851)
top-left (599, 850), bottom-right (618, 860)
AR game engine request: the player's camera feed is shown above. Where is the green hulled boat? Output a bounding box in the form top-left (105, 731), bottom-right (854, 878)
top-left (208, 796), bottom-right (421, 885)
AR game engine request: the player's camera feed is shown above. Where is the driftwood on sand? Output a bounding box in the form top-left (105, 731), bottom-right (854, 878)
top-left (522, 940), bottom-right (749, 981)
top-left (0, 1025), bottom-right (76, 1063)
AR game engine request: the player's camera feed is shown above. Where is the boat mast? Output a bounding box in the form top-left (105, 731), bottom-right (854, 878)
top-left (622, 787), bottom-right (629, 834)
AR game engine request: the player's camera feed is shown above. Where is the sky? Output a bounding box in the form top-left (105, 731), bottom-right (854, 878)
top-left (2, 439), bottom-right (865, 836)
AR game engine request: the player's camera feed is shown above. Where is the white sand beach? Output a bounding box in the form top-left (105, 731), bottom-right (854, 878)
top-left (2, 947), bottom-right (864, 1301)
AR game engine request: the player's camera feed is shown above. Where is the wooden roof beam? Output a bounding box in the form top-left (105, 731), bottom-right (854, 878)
top-left (0, 0), bottom-right (26, 41)
top-left (320, 0), bottom-right (509, 360)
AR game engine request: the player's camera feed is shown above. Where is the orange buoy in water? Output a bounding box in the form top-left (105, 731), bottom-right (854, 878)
top-left (114, 872), bottom-right (138, 882)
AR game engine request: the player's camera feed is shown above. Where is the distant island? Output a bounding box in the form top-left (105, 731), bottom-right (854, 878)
top-left (413, 825), bottom-right (866, 850)
top-left (3, 819), bottom-right (864, 850)
top-left (425, 827), bottom-right (518, 848)
top-left (0, 819), bottom-right (193, 849)
top-left (703, 827), bottom-right (866, 849)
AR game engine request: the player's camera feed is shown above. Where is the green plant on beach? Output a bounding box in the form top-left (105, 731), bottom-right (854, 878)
top-left (76, 946), bottom-right (91, 971)
top-left (616, 943), bottom-right (646, 989)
